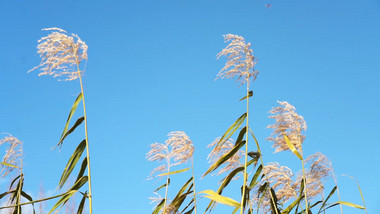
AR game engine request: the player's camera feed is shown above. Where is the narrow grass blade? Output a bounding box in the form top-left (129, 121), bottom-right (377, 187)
top-left (158, 167), bottom-right (190, 177)
top-left (334, 201), bottom-right (365, 209)
top-left (59, 140), bottom-right (86, 189)
top-left (317, 186), bottom-right (337, 214)
top-left (295, 178), bottom-right (304, 214)
top-left (173, 177), bottom-right (193, 203)
top-left (213, 113), bottom-right (247, 151)
top-left (76, 157), bottom-right (87, 183)
top-left (21, 191), bottom-right (36, 214)
top-left (77, 191), bottom-right (87, 214)
top-left (249, 164), bottom-right (262, 189)
top-left (204, 166), bottom-right (244, 213)
top-left (56, 117), bottom-right (84, 148)
top-left (269, 188), bottom-right (280, 214)
top-left (203, 140), bottom-right (246, 177)
top-left (153, 180), bottom-right (169, 192)
top-left (152, 199), bottom-right (165, 214)
top-left (48, 176), bottom-right (88, 214)
top-left (343, 174), bottom-right (367, 213)
top-left (199, 190), bottom-right (240, 208)
top-left (281, 194), bottom-right (304, 214)
top-left (0, 162), bottom-right (18, 169)
top-left (239, 91), bottom-right (253, 101)
top-left (283, 134), bottom-right (302, 160)
top-left (57, 93), bottom-right (83, 147)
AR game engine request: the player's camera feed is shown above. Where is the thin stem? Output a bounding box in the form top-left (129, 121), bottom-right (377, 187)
top-left (16, 144), bottom-right (23, 214)
top-left (163, 154), bottom-right (171, 212)
top-left (76, 63), bottom-right (93, 214)
top-left (330, 164), bottom-right (343, 214)
top-left (249, 128), bottom-right (279, 214)
top-left (240, 74), bottom-right (250, 214)
top-left (301, 158), bottom-right (309, 214)
top-left (192, 157), bottom-right (198, 214)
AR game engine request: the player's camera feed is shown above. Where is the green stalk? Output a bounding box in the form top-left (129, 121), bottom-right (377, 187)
top-left (301, 158), bottom-right (309, 214)
top-left (331, 163), bottom-right (343, 214)
top-left (163, 152), bottom-right (171, 213)
top-left (240, 74), bottom-right (250, 214)
top-left (76, 62), bottom-right (93, 214)
top-left (249, 129), bottom-right (279, 214)
top-left (192, 157), bottom-right (198, 214)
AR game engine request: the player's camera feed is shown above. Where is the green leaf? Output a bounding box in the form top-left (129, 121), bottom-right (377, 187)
top-left (203, 140), bottom-right (246, 177)
top-left (199, 190), bottom-right (240, 208)
top-left (59, 140), bottom-right (86, 189)
top-left (204, 166), bottom-right (244, 213)
top-left (57, 93), bottom-right (83, 147)
top-left (153, 180), bottom-right (170, 192)
top-left (76, 157), bottom-right (88, 183)
top-left (56, 117), bottom-right (84, 148)
top-left (48, 176), bottom-right (88, 214)
top-left (77, 191), bottom-right (87, 214)
top-left (334, 201), bottom-right (365, 209)
top-left (0, 162), bottom-right (18, 169)
top-left (317, 186), bottom-right (337, 214)
top-left (239, 91), bottom-right (253, 101)
top-left (283, 134), bottom-right (303, 160)
top-left (212, 113), bottom-right (247, 152)
top-left (172, 177), bottom-right (193, 203)
top-left (281, 194), bottom-right (304, 214)
top-left (249, 164), bottom-right (262, 189)
top-left (152, 199), bottom-right (165, 214)
top-left (157, 167), bottom-right (190, 177)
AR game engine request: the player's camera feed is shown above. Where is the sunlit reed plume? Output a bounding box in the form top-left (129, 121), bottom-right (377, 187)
top-left (146, 131), bottom-right (194, 179)
top-left (293, 152), bottom-right (331, 199)
top-left (207, 137), bottom-right (243, 176)
top-left (28, 27), bottom-right (88, 81)
top-left (0, 134), bottom-right (23, 177)
top-left (251, 162), bottom-right (296, 213)
top-left (267, 101), bottom-right (307, 153)
top-left (216, 34), bottom-right (258, 85)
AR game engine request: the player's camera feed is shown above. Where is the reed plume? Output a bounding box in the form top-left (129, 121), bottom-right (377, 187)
top-left (267, 101), bottom-right (307, 154)
top-left (293, 152), bottom-right (331, 199)
top-left (0, 134), bottom-right (23, 177)
top-left (216, 34), bottom-right (258, 86)
top-left (28, 28), bottom-right (87, 81)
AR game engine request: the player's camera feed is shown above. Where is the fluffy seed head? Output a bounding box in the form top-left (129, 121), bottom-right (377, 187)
top-left (217, 34), bottom-right (258, 85)
top-left (293, 152), bottom-right (331, 199)
top-left (267, 101), bottom-right (307, 153)
top-left (28, 27), bottom-right (88, 81)
top-left (0, 134), bottom-right (23, 177)
top-left (250, 162), bottom-right (296, 213)
top-left (146, 131), bottom-right (194, 179)
top-left (207, 137), bottom-right (243, 176)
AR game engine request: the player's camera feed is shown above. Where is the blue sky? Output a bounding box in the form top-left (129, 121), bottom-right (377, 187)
top-left (0, 0), bottom-right (379, 213)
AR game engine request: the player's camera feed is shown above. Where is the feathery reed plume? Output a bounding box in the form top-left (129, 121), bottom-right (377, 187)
top-left (147, 131), bottom-right (194, 213)
top-left (0, 134), bottom-right (23, 177)
top-left (250, 162), bottom-right (296, 213)
top-left (29, 27), bottom-right (93, 214)
top-left (28, 27), bottom-right (88, 81)
top-left (293, 152), bottom-right (331, 199)
top-left (147, 131), bottom-right (194, 179)
top-left (267, 101), bottom-right (307, 154)
top-left (207, 137), bottom-right (243, 177)
top-left (216, 34), bottom-right (258, 86)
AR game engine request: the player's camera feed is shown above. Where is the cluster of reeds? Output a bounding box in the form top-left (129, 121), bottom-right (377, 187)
top-left (146, 34), bottom-right (367, 214)
top-left (0, 28), bottom-right (367, 214)
top-left (0, 28), bottom-right (92, 214)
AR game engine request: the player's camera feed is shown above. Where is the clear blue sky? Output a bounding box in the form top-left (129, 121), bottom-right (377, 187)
top-left (0, 0), bottom-right (379, 213)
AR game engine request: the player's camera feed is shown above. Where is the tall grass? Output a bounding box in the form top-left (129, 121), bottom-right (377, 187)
top-left (0, 29), bottom-right (368, 214)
